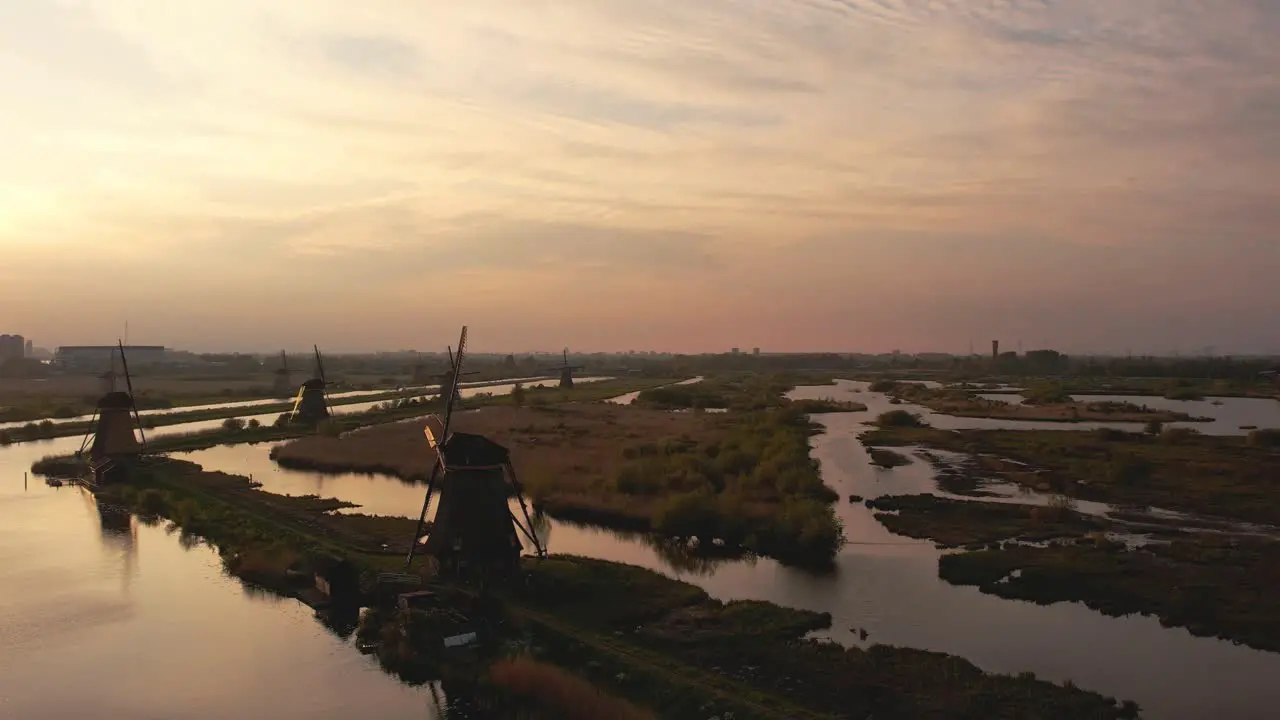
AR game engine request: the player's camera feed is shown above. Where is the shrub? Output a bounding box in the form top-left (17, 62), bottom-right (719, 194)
top-left (222, 417), bottom-right (246, 432)
top-left (1109, 457), bottom-right (1154, 486)
top-left (1144, 420), bottom-right (1163, 436)
top-left (316, 419), bottom-right (344, 437)
top-left (875, 410), bottom-right (926, 428)
top-left (246, 419), bottom-right (261, 430)
top-left (1023, 382), bottom-right (1072, 405)
top-left (1246, 429), bottom-right (1280, 448)
top-left (1161, 427), bottom-right (1201, 444)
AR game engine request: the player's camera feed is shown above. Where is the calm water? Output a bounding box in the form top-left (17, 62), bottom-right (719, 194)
top-left (4, 379), bottom-right (1280, 719)
top-left (0, 482), bottom-right (440, 719)
top-left (976, 392), bottom-right (1280, 435)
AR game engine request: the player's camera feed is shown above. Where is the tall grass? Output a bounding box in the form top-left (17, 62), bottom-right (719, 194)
top-left (489, 657), bottom-right (657, 720)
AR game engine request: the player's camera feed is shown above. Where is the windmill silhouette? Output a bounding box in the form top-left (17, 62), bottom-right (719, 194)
top-left (404, 326), bottom-right (545, 578)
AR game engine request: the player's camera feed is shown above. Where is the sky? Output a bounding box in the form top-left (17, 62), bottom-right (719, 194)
top-left (1, 0), bottom-right (1278, 355)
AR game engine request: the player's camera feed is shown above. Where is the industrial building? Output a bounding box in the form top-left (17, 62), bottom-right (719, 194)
top-left (0, 334), bottom-right (25, 363)
top-left (55, 345), bottom-right (169, 370)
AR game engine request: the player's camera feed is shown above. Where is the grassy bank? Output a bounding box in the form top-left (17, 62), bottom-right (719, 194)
top-left (940, 537), bottom-right (1280, 654)
top-left (95, 458), bottom-right (1138, 719)
top-left (868, 494), bottom-right (1111, 547)
top-left (859, 424), bottom-right (1280, 527)
top-left (510, 555), bottom-right (1138, 719)
top-left (272, 399), bottom-right (844, 568)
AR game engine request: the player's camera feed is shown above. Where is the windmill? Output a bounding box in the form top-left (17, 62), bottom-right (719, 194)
top-left (272, 350), bottom-right (292, 397)
top-left (98, 348), bottom-right (120, 395)
top-left (405, 326), bottom-right (545, 578)
top-left (78, 340), bottom-right (147, 486)
top-left (290, 345), bottom-right (332, 425)
top-left (437, 343), bottom-right (480, 406)
top-left (542, 347), bottom-right (584, 389)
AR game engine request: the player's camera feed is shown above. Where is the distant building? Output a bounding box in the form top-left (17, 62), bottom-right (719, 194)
top-left (753, 347), bottom-right (760, 357)
top-left (24, 339), bottom-right (32, 358)
top-left (55, 345), bottom-right (169, 370)
top-left (0, 334), bottom-right (24, 363)
top-left (731, 347), bottom-right (740, 355)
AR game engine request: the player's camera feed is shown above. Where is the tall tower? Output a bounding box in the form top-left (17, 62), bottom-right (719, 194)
top-left (992, 340), bottom-right (1000, 359)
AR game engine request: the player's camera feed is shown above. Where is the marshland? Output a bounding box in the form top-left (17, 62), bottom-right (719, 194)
top-left (10, 354), bottom-right (1280, 719)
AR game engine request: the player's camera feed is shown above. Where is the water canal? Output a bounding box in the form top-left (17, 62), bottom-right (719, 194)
top-left (2, 379), bottom-right (1279, 718)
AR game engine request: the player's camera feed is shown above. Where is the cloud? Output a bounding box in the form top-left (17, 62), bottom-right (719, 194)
top-left (1, 0), bottom-right (1278, 352)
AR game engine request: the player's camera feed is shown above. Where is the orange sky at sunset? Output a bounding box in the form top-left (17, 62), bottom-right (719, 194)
top-left (2, 1), bottom-right (1277, 354)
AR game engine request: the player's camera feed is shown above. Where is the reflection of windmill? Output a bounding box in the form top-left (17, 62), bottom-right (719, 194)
top-left (272, 350), bottom-right (292, 397)
top-left (78, 340), bottom-right (146, 487)
top-left (405, 326), bottom-right (545, 578)
top-left (542, 347), bottom-right (583, 389)
top-left (290, 345), bottom-right (331, 425)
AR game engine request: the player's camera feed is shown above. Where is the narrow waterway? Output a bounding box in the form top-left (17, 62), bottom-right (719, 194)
top-left (5, 379), bottom-right (1279, 719)
top-left (0, 374), bottom-right (601, 432)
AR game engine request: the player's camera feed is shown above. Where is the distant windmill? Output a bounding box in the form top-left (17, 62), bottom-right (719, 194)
top-left (78, 340), bottom-right (147, 487)
top-left (542, 348), bottom-right (584, 389)
top-left (289, 345), bottom-right (332, 425)
top-left (98, 348), bottom-right (120, 396)
top-left (272, 350), bottom-right (292, 397)
top-left (411, 346), bottom-right (479, 403)
top-left (405, 326), bottom-right (545, 578)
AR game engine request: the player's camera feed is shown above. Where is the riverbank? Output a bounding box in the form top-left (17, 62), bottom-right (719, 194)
top-left (89, 458), bottom-right (1139, 719)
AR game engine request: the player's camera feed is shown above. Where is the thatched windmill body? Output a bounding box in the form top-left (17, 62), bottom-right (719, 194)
top-left (78, 341), bottom-right (147, 486)
top-left (542, 348), bottom-right (583, 389)
top-left (290, 345), bottom-right (332, 425)
top-left (272, 350), bottom-right (292, 397)
top-left (406, 326), bottom-right (544, 578)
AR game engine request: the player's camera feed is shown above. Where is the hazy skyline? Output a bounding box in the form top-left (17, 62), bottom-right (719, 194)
top-left (2, 1), bottom-right (1278, 354)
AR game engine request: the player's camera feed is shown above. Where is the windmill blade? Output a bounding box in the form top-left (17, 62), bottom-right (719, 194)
top-left (117, 340), bottom-right (147, 453)
top-left (404, 458), bottom-right (443, 569)
top-left (505, 460), bottom-right (546, 557)
top-left (439, 326), bottom-right (468, 438)
top-left (313, 345), bottom-right (326, 383)
top-left (77, 409), bottom-right (100, 457)
top-left (563, 347), bottom-right (569, 368)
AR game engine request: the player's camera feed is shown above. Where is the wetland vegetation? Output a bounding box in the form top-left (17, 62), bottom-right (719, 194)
top-left (65, 452), bottom-right (1137, 719)
top-left (940, 538), bottom-right (1280, 654)
top-left (872, 380), bottom-right (1211, 424)
top-left (859, 424), bottom-right (1280, 526)
top-left (856, 403), bottom-right (1280, 659)
top-left (273, 392), bottom-right (845, 567)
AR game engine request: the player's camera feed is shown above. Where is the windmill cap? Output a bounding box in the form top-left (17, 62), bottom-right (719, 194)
top-left (302, 378), bottom-right (326, 390)
top-left (97, 391), bottom-right (134, 409)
